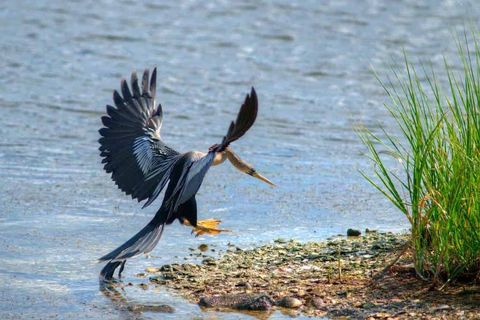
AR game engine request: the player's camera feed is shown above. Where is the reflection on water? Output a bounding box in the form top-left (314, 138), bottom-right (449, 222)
top-left (0, 0), bottom-right (477, 318)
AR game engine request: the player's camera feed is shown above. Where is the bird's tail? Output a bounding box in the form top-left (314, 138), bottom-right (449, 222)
top-left (98, 218), bottom-right (165, 281)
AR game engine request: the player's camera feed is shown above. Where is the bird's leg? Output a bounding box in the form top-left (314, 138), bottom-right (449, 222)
top-left (118, 260), bottom-right (126, 278)
top-left (182, 218), bottom-right (230, 237)
top-left (194, 219), bottom-right (227, 236)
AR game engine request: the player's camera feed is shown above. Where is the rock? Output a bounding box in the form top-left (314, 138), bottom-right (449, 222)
top-left (277, 296), bottom-right (302, 308)
top-left (149, 276), bottom-right (167, 285)
top-left (312, 298), bottom-right (325, 309)
top-left (372, 312), bottom-right (391, 318)
top-left (198, 244), bottom-right (208, 252)
top-left (162, 273), bottom-right (177, 280)
top-left (145, 266), bottom-right (159, 273)
top-left (202, 257), bottom-right (217, 266)
top-left (236, 282), bottom-right (252, 289)
top-left (199, 293), bottom-right (274, 311)
top-left (128, 304), bottom-right (175, 313)
top-left (336, 290), bottom-right (349, 298)
top-left (347, 229), bottom-right (361, 237)
top-left (160, 264), bottom-right (180, 272)
top-left (432, 304), bottom-right (451, 311)
top-left (361, 302), bottom-right (375, 309)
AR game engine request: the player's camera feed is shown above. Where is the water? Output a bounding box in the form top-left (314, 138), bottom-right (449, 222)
top-left (0, 0), bottom-right (477, 318)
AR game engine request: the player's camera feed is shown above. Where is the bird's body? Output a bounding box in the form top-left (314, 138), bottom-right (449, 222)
top-left (98, 68), bottom-right (273, 281)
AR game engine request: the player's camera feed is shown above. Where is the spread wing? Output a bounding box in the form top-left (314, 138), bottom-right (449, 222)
top-left (99, 68), bottom-right (180, 208)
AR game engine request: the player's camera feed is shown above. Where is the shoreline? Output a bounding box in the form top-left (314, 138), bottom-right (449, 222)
top-left (140, 231), bottom-right (479, 319)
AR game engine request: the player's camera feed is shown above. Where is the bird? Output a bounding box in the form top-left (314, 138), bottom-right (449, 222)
top-left (98, 67), bottom-right (274, 282)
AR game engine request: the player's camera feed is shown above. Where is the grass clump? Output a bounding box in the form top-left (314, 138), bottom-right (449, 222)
top-left (360, 36), bottom-right (480, 283)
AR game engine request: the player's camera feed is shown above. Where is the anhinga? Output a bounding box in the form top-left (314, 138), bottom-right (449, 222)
top-left (98, 67), bottom-right (274, 281)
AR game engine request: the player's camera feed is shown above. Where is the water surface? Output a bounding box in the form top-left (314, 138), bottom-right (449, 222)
top-left (0, 1), bottom-right (477, 319)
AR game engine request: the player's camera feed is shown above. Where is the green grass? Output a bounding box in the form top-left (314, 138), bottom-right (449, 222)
top-left (360, 36), bottom-right (480, 284)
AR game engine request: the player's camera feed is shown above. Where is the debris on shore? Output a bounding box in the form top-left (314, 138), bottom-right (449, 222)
top-left (144, 231), bottom-right (480, 318)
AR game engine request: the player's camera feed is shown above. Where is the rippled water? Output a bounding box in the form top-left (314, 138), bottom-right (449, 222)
top-left (0, 1), bottom-right (477, 319)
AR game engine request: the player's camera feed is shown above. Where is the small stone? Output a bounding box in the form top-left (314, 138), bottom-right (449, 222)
top-left (372, 312), bottom-right (391, 318)
top-left (160, 264), bottom-right (179, 272)
top-left (145, 266), bottom-right (159, 273)
top-left (236, 282), bottom-right (252, 289)
top-left (202, 257), bottom-right (217, 266)
top-left (312, 298), bottom-right (325, 309)
top-left (128, 304), bottom-right (175, 313)
top-left (198, 244), bottom-right (208, 252)
top-left (336, 290), bottom-right (349, 298)
top-left (274, 238), bottom-right (287, 244)
top-left (138, 283), bottom-right (148, 290)
top-left (199, 294), bottom-right (274, 311)
top-left (278, 296), bottom-right (302, 308)
top-left (362, 302), bottom-right (375, 309)
top-left (432, 304), bottom-right (451, 311)
top-left (347, 229), bottom-right (361, 237)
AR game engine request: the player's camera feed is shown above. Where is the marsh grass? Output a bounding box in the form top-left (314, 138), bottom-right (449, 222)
top-left (360, 37), bottom-right (480, 283)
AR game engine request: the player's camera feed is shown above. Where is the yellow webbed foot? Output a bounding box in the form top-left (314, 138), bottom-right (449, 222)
top-left (192, 219), bottom-right (230, 237)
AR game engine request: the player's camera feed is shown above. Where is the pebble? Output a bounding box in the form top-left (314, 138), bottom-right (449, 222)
top-left (199, 294), bottom-right (275, 311)
top-left (202, 257), bottom-right (217, 266)
top-left (128, 304), bottom-right (175, 313)
top-left (362, 302), bottom-right (375, 309)
top-left (347, 229), bottom-right (361, 237)
top-left (432, 304), bottom-right (451, 311)
top-left (278, 296), bottom-right (302, 308)
top-left (198, 244), bottom-right (208, 252)
top-left (312, 298), bottom-right (325, 309)
top-left (145, 267), bottom-right (159, 273)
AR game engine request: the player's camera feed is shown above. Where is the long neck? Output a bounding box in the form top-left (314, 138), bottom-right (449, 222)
top-left (225, 148), bottom-right (253, 173)
top-left (212, 150), bottom-right (227, 166)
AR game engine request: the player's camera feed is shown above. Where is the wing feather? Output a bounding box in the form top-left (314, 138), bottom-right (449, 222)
top-left (99, 67), bottom-right (180, 207)
top-left (217, 87), bottom-right (258, 151)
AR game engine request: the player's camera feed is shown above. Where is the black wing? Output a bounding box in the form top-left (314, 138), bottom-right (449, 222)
top-left (216, 87), bottom-right (258, 152)
top-left (99, 68), bottom-right (180, 207)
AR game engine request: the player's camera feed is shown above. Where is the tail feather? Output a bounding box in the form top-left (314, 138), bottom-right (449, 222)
top-left (99, 260), bottom-right (124, 282)
top-left (98, 219), bottom-right (165, 282)
top-left (99, 222), bottom-right (165, 262)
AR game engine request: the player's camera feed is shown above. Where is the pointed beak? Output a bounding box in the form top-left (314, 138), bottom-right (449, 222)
top-left (225, 147), bottom-right (276, 187)
top-left (249, 170), bottom-right (276, 187)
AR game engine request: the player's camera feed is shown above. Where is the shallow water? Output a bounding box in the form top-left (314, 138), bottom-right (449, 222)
top-left (0, 1), bottom-right (477, 319)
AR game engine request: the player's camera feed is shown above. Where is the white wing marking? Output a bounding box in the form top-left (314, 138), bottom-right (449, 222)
top-left (133, 137), bottom-right (154, 175)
